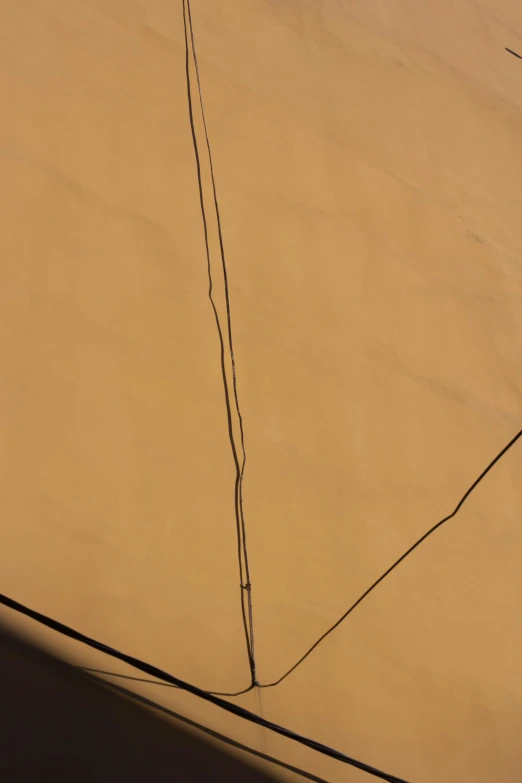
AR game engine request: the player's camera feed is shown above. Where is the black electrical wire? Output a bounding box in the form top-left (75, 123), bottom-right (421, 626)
top-left (182, 0), bottom-right (256, 685)
top-left (258, 425), bottom-right (522, 688)
top-left (80, 667), bottom-right (253, 698)
top-left (185, 0), bottom-right (257, 676)
top-left (0, 593), bottom-right (408, 783)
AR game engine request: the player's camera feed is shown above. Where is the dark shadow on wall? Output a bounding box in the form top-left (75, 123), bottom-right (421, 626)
top-left (0, 623), bottom-right (282, 783)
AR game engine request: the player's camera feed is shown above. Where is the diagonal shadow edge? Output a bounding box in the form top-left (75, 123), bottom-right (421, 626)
top-left (89, 673), bottom-right (331, 783)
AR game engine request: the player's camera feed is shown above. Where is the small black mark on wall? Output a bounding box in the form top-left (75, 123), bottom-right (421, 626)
top-left (392, 57), bottom-right (412, 73)
top-left (467, 229), bottom-right (488, 247)
top-left (506, 47), bottom-right (522, 59)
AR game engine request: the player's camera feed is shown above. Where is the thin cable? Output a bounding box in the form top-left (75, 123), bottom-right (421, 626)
top-left (185, 0), bottom-right (257, 671)
top-left (184, 0), bottom-right (257, 672)
top-left (259, 426), bottom-right (522, 688)
top-left (79, 667), bottom-right (253, 698)
top-left (88, 674), bottom-right (331, 783)
top-left (0, 593), bottom-right (408, 783)
top-left (182, 0), bottom-right (254, 682)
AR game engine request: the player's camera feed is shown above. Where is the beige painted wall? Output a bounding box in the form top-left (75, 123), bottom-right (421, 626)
top-left (1, 1), bottom-right (521, 781)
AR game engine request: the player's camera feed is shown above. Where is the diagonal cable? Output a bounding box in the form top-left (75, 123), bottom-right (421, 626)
top-left (259, 426), bottom-right (522, 688)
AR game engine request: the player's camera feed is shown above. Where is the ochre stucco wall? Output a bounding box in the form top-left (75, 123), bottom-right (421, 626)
top-left (1, 2), bottom-right (521, 781)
